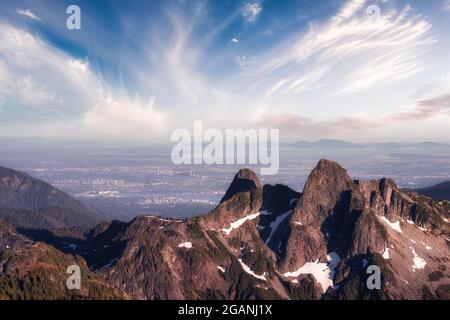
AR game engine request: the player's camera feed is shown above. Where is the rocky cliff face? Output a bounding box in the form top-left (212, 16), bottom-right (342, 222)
top-left (0, 160), bottom-right (449, 300)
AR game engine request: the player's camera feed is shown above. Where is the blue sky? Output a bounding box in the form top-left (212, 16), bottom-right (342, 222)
top-left (0, 0), bottom-right (450, 142)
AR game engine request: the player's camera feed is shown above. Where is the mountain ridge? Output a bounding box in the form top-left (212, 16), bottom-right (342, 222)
top-left (0, 160), bottom-right (449, 300)
top-left (0, 166), bottom-right (102, 231)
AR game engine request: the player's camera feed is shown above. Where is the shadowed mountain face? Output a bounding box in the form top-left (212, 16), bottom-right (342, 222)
top-left (0, 219), bottom-right (125, 300)
top-left (0, 160), bottom-right (449, 300)
top-left (403, 181), bottom-right (450, 201)
top-left (0, 166), bottom-right (102, 230)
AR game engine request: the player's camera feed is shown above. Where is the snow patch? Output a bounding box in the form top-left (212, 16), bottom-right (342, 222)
top-left (238, 259), bottom-right (267, 281)
top-left (97, 259), bottom-right (117, 271)
top-left (282, 252), bottom-right (340, 293)
top-left (420, 242), bottom-right (432, 250)
top-left (382, 247), bottom-right (390, 259)
top-left (418, 226), bottom-right (428, 232)
top-left (410, 247), bottom-right (426, 271)
top-left (178, 242), bottom-right (193, 249)
top-left (217, 266), bottom-right (225, 273)
top-left (379, 216), bottom-right (402, 233)
top-left (64, 243), bottom-right (78, 250)
top-left (221, 212), bottom-right (261, 235)
top-left (265, 210), bottom-right (292, 245)
top-left (294, 221), bottom-right (303, 226)
top-left (406, 219), bottom-right (414, 224)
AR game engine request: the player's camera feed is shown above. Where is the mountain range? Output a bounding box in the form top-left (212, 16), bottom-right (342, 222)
top-left (0, 160), bottom-right (449, 300)
top-left (288, 139), bottom-right (450, 149)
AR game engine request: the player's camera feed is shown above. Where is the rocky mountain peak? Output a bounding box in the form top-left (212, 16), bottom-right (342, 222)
top-left (294, 159), bottom-right (356, 222)
top-left (302, 159), bottom-right (353, 194)
top-left (220, 168), bottom-right (262, 203)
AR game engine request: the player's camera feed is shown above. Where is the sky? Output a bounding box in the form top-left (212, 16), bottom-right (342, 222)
top-left (0, 0), bottom-right (450, 143)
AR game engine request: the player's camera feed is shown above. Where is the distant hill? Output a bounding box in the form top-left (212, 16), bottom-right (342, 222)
top-left (403, 181), bottom-right (450, 201)
top-left (288, 139), bottom-right (450, 149)
top-left (290, 139), bottom-right (361, 148)
top-left (0, 166), bottom-right (102, 230)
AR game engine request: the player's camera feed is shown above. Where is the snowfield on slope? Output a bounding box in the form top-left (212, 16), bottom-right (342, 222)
top-left (282, 252), bottom-right (341, 293)
top-left (238, 259), bottom-right (267, 281)
top-left (221, 212), bottom-right (261, 235)
top-left (379, 216), bottom-right (402, 233)
top-left (264, 210), bottom-right (292, 245)
top-left (411, 247), bottom-right (426, 271)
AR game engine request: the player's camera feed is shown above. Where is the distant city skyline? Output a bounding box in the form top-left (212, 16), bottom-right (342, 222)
top-left (1, 0), bottom-right (450, 143)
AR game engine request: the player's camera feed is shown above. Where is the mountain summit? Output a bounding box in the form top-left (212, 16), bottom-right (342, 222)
top-left (221, 168), bottom-right (262, 203)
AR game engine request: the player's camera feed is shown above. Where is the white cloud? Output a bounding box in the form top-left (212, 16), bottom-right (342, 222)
top-left (444, 0), bottom-right (450, 11)
top-left (69, 59), bottom-right (90, 73)
top-left (0, 22), bottom-right (169, 140)
top-left (242, 1), bottom-right (262, 22)
top-left (16, 9), bottom-right (43, 21)
top-left (84, 95), bottom-right (168, 140)
top-left (336, 0), bottom-right (366, 20)
top-left (243, 1), bottom-right (435, 97)
top-left (231, 38), bottom-right (239, 43)
top-left (284, 67), bottom-right (330, 93)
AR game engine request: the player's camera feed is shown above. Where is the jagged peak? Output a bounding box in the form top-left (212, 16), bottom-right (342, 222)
top-left (379, 177), bottom-right (398, 191)
top-left (220, 168), bottom-right (262, 203)
top-left (303, 159), bottom-right (353, 193)
top-left (316, 159), bottom-right (348, 173)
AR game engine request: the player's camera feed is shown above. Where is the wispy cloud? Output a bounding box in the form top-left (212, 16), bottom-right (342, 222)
top-left (0, 22), bottom-right (168, 140)
top-left (245, 1), bottom-right (435, 96)
top-left (16, 9), bottom-right (43, 22)
top-left (242, 1), bottom-right (262, 22)
top-left (391, 93), bottom-right (450, 121)
top-left (253, 91), bottom-right (450, 141)
top-left (443, 0), bottom-right (450, 11)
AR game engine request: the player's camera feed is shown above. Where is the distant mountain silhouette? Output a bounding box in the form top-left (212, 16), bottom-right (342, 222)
top-left (403, 181), bottom-right (450, 201)
top-left (288, 139), bottom-right (450, 149)
top-left (0, 166), bottom-right (102, 230)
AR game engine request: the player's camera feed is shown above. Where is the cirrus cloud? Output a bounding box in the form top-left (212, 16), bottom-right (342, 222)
top-left (16, 9), bottom-right (43, 22)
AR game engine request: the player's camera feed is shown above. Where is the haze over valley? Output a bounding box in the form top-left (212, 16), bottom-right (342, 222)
top-left (1, 139), bottom-right (449, 221)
